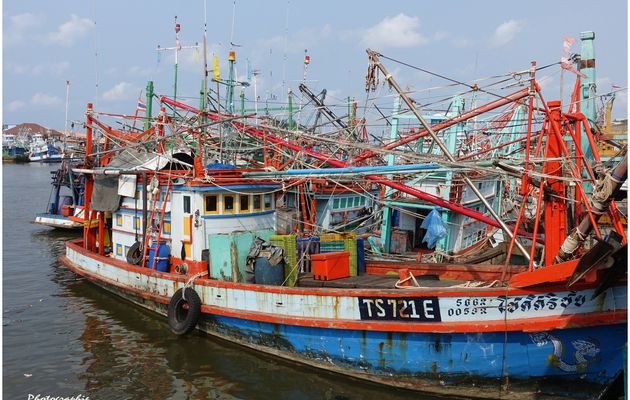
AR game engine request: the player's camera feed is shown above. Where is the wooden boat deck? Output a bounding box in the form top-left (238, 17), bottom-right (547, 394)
top-left (297, 273), bottom-right (467, 289)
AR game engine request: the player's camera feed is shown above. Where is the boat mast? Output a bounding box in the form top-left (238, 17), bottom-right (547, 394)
top-left (157, 17), bottom-right (199, 116)
top-left (64, 80), bottom-right (70, 156)
top-left (365, 49), bottom-right (531, 262)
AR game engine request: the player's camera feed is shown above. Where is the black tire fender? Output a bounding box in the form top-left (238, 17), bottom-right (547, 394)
top-left (167, 288), bottom-right (201, 335)
top-left (126, 241), bottom-right (143, 265)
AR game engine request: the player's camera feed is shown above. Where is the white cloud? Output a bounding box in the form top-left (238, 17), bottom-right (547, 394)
top-left (31, 93), bottom-right (63, 107)
top-left (5, 13), bottom-right (44, 45)
top-left (7, 62), bottom-right (70, 76)
top-left (8, 100), bottom-right (26, 112)
top-left (361, 14), bottom-right (429, 49)
top-left (47, 14), bottom-right (93, 47)
top-left (128, 66), bottom-right (154, 76)
top-left (259, 25), bottom-right (333, 54)
top-left (490, 20), bottom-right (523, 47)
top-left (102, 82), bottom-right (138, 102)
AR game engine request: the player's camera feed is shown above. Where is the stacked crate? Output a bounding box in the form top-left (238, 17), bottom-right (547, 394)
top-left (320, 233), bottom-right (357, 276)
top-left (269, 234), bottom-right (298, 286)
top-left (297, 236), bottom-right (320, 273)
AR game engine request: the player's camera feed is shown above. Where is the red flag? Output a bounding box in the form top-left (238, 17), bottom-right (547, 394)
top-left (560, 37), bottom-right (586, 77)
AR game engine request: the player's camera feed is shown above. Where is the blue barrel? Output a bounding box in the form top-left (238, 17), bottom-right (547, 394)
top-left (356, 238), bottom-right (366, 274)
top-left (148, 242), bottom-right (171, 272)
top-left (254, 257), bottom-right (284, 285)
top-left (57, 195), bottom-right (73, 214)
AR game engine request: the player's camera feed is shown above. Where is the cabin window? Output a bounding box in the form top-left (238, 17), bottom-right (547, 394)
top-left (239, 194), bottom-right (250, 213)
top-left (116, 214), bottom-right (122, 227)
top-left (183, 196), bottom-right (191, 214)
top-left (360, 197), bottom-right (366, 206)
top-left (263, 193), bottom-right (272, 210)
top-left (253, 194), bottom-right (262, 211)
top-left (163, 221), bottom-right (171, 234)
top-left (116, 244), bottom-right (123, 256)
top-left (223, 195), bottom-right (235, 214)
top-left (333, 198), bottom-right (340, 209)
top-left (340, 198), bottom-right (347, 208)
top-left (204, 195), bottom-right (218, 214)
top-left (354, 197), bottom-right (360, 207)
top-left (134, 217), bottom-right (141, 229)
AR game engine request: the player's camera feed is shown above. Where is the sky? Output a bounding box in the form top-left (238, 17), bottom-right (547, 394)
top-left (2, 0), bottom-right (628, 130)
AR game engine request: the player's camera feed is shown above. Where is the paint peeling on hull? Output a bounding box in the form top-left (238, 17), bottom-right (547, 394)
top-left (59, 251), bottom-right (624, 400)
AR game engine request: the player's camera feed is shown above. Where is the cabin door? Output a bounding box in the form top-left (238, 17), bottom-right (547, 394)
top-left (181, 194), bottom-right (193, 260)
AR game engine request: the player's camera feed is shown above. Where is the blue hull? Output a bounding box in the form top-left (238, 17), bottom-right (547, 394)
top-left (204, 314), bottom-right (625, 398)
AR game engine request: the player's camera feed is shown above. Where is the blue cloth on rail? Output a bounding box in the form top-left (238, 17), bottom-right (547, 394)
top-left (420, 208), bottom-right (447, 249)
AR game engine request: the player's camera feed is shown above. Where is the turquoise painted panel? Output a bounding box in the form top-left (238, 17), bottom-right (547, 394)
top-left (208, 229), bottom-right (275, 282)
top-left (208, 235), bottom-right (234, 281)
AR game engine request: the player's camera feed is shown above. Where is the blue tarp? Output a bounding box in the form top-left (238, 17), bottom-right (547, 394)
top-left (206, 162), bottom-right (236, 170)
top-left (420, 208), bottom-right (447, 249)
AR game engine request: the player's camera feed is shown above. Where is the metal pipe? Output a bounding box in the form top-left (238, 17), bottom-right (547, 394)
top-left (366, 49), bottom-right (531, 261)
top-left (159, 95), bottom-right (537, 239)
top-left (243, 163), bottom-right (440, 177)
top-left (142, 172), bottom-right (147, 248)
top-left (352, 87), bottom-right (530, 164)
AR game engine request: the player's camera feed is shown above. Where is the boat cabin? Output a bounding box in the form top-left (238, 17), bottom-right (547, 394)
top-left (111, 179), bottom-right (279, 282)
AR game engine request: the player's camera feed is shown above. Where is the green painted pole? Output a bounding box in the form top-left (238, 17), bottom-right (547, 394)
top-left (240, 91), bottom-right (245, 117)
top-left (144, 81), bottom-right (154, 131)
top-left (173, 63), bottom-right (178, 106)
top-left (226, 52), bottom-right (235, 114)
top-left (380, 96), bottom-right (400, 253)
top-left (437, 96), bottom-right (463, 253)
top-left (287, 89), bottom-right (294, 130)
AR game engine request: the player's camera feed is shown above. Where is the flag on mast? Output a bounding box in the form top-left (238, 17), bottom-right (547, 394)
top-left (560, 37), bottom-right (586, 78)
top-left (137, 99), bottom-right (147, 113)
top-left (212, 54), bottom-right (221, 81)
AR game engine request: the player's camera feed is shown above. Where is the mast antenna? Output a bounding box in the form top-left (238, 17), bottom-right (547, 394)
top-left (230, 1), bottom-right (242, 47)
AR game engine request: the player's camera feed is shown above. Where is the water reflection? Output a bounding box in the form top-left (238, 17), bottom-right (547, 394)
top-left (5, 164), bottom-right (441, 400)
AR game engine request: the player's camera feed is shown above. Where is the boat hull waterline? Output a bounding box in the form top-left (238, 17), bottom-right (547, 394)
top-left (60, 239), bottom-right (626, 400)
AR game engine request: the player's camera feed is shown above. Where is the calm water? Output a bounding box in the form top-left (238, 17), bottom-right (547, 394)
top-left (3, 163), bottom-right (449, 400)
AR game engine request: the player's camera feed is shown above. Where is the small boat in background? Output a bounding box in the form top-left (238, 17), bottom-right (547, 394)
top-left (29, 134), bottom-right (63, 162)
top-left (2, 133), bottom-right (30, 163)
top-left (34, 159), bottom-right (84, 229)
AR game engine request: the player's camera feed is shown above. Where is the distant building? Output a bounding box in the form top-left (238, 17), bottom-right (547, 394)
top-left (3, 123), bottom-right (63, 139)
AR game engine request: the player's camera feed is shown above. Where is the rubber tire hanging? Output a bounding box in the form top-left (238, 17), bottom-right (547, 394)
top-left (126, 241), bottom-right (143, 265)
top-left (167, 288), bottom-right (202, 335)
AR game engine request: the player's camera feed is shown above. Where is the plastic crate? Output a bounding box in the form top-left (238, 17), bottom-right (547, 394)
top-left (320, 240), bottom-right (345, 252)
top-left (270, 234), bottom-right (297, 286)
top-left (344, 237), bottom-right (357, 276)
top-left (297, 236), bottom-right (320, 273)
top-left (356, 237), bottom-right (365, 274)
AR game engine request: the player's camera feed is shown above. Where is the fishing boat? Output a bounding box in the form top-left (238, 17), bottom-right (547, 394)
top-left (57, 19), bottom-right (627, 397)
top-left (60, 94), bottom-right (627, 400)
top-left (29, 133), bottom-right (63, 162)
top-left (2, 133), bottom-right (29, 162)
top-left (33, 159), bottom-right (84, 229)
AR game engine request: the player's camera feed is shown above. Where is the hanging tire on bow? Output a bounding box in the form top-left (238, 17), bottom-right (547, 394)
top-left (167, 288), bottom-right (202, 335)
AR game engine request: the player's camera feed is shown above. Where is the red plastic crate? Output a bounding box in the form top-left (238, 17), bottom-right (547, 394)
top-left (311, 251), bottom-right (350, 281)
